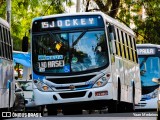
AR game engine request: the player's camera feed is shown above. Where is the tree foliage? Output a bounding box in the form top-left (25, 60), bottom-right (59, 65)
top-left (86, 0), bottom-right (120, 18)
top-left (118, 0), bottom-right (160, 44)
top-left (135, 0), bottom-right (160, 44)
top-left (0, 0), bottom-right (66, 51)
top-left (85, 0), bottom-right (160, 44)
top-left (1, 0), bottom-right (160, 50)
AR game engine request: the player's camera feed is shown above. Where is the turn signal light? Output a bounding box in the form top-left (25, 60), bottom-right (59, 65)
top-left (42, 86), bottom-right (48, 91)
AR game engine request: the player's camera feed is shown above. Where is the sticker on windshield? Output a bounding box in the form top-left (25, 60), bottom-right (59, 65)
top-left (64, 65), bottom-right (70, 72)
top-left (39, 67), bottom-right (45, 72)
top-left (48, 60), bottom-right (64, 68)
top-left (72, 57), bottom-right (78, 63)
top-left (38, 60), bottom-right (65, 68)
top-left (38, 55), bottom-right (46, 61)
top-left (38, 55), bottom-right (63, 61)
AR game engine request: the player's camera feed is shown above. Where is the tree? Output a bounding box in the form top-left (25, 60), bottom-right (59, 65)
top-left (85, 0), bottom-right (160, 44)
top-left (0, 0), bottom-right (4, 6)
top-left (0, 0), bottom-right (6, 18)
top-left (135, 0), bottom-right (160, 44)
top-left (11, 0), bottom-right (66, 51)
top-left (0, 0), bottom-right (69, 51)
top-left (85, 0), bottom-right (120, 18)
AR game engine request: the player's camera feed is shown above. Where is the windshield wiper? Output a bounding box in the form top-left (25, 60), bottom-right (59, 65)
top-left (49, 32), bottom-right (68, 46)
top-left (72, 30), bottom-right (87, 47)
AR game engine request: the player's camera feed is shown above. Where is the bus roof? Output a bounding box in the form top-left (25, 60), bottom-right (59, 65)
top-left (32, 12), bottom-right (134, 36)
top-left (0, 17), bottom-right (10, 28)
top-left (137, 44), bottom-right (160, 48)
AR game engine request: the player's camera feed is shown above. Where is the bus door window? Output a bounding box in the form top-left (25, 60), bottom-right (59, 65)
top-left (140, 57), bottom-right (160, 77)
top-left (139, 57), bottom-right (147, 76)
top-left (0, 23), bottom-right (1, 84)
top-left (149, 57), bottom-right (160, 75)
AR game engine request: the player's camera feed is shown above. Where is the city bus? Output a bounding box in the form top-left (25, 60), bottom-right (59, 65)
top-left (31, 12), bottom-right (141, 114)
top-left (0, 18), bottom-right (14, 112)
top-left (135, 44), bottom-right (160, 109)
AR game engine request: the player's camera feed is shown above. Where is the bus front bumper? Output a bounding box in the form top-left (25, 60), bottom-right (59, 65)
top-left (33, 82), bottom-right (113, 106)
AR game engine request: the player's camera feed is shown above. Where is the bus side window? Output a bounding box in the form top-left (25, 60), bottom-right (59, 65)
top-left (128, 36), bottom-right (133, 61)
top-left (0, 25), bottom-right (2, 57)
top-left (118, 30), bottom-right (124, 58)
top-left (8, 31), bottom-right (12, 60)
top-left (127, 35), bottom-right (131, 60)
top-left (121, 31), bottom-right (126, 59)
top-left (117, 29), bottom-right (122, 57)
top-left (115, 27), bottom-right (120, 56)
top-left (124, 33), bottom-right (129, 60)
top-left (4, 27), bottom-right (7, 59)
top-left (4, 28), bottom-right (9, 59)
top-left (3, 27), bottom-right (5, 58)
top-left (7, 29), bottom-right (10, 60)
top-left (108, 24), bottom-right (116, 55)
top-left (1, 26), bottom-right (5, 58)
top-left (130, 37), bottom-right (135, 62)
top-left (132, 38), bottom-right (138, 63)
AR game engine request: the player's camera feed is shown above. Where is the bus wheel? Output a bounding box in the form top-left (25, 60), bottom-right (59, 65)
top-left (62, 107), bottom-right (82, 115)
top-left (47, 105), bottom-right (57, 115)
top-left (108, 101), bottom-right (118, 113)
top-left (39, 105), bottom-right (45, 116)
top-left (157, 110), bottom-right (160, 120)
top-left (127, 85), bottom-right (135, 112)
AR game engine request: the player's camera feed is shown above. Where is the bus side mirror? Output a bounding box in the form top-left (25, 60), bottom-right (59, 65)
top-left (22, 36), bottom-right (28, 52)
top-left (108, 25), bottom-right (116, 54)
top-left (140, 69), bottom-right (146, 76)
top-left (15, 88), bottom-right (23, 92)
top-left (152, 78), bottom-right (160, 84)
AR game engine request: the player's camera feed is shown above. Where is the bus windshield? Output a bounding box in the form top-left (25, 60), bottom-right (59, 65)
top-left (32, 30), bottom-right (109, 74)
top-left (139, 56), bottom-right (160, 87)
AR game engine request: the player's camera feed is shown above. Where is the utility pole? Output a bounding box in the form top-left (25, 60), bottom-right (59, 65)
top-left (76, 0), bottom-right (81, 12)
top-left (6, 0), bottom-right (11, 26)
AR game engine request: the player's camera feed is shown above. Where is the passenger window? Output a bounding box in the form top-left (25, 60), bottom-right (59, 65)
top-left (128, 36), bottom-right (133, 61)
top-left (117, 29), bottom-right (122, 57)
top-left (124, 33), bottom-right (128, 60)
top-left (119, 30), bottom-right (124, 58)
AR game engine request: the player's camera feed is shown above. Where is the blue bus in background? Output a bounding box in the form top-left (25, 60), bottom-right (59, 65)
top-left (136, 44), bottom-right (160, 109)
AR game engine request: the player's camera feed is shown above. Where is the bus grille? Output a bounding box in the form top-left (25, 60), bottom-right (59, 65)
top-left (59, 91), bottom-right (86, 99)
top-left (55, 84), bottom-right (91, 90)
top-left (47, 75), bottom-right (95, 84)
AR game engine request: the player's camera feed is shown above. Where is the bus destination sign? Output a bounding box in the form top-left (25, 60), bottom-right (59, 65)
top-left (137, 48), bottom-right (156, 55)
top-left (41, 16), bottom-right (102, 29)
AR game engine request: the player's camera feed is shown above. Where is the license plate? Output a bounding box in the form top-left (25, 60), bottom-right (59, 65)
top-left (95, 91), bottom-right (108, 96)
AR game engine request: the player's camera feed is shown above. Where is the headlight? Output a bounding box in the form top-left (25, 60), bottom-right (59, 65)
top-left (151, 89), bottom-right (158, 98)
top-left (92, 74), bottom-right (110, 88)
top-left (34, 80), bottom-right (53, 92)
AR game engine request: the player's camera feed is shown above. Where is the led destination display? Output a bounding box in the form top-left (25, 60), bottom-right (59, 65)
top-left (137, 48), bottom-right (156, 55)
top-left (32, 15), bottom-right (104, 32)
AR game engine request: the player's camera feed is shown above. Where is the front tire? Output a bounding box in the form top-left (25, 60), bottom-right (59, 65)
top-left (47, 105), bottom-right (57, 115)
top-left (108, 101), bottom-right (118, 113)
top-left (108, 79), bottom-right (121, 113)
top-left (62, 107), bottom-right (82, 115)
top-left (127, 85), bottom-right (135, 112)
